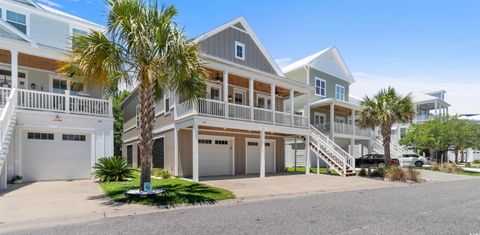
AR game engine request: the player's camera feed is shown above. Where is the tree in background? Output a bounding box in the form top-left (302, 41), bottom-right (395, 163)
top-left (59, 0), bottom-right (206, 191)
top-left (358, 87), bottom-right (415, 163)
top-left (113, 91), bottom-right (131, 157)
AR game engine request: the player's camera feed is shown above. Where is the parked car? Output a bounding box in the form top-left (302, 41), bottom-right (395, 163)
top-left (355, 154), bottom-right (399, 168)
top-left (399, 154), bottom-right (431, 167)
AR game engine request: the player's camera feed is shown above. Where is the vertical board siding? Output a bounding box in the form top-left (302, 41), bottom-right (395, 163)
top-left (199, 27), bottom-right (277, 76)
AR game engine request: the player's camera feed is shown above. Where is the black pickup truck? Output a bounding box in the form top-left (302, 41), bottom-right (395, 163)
top-left (355, 154), bottom-right (399, 167)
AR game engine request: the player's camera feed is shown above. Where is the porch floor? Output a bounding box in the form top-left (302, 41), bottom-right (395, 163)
top-left (201, 173), bottom-right (405, 199)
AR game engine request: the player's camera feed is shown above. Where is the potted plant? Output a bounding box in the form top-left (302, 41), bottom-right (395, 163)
top-left (12, 175), bottom-right (23, 184)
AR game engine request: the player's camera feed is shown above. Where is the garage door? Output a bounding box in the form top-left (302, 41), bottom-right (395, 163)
top-left (246, 138), bottom-right (275, 174)
top-left (22, 131), bottom-right (91, 182)
top-left (199, 135), bottom-right (233, 176)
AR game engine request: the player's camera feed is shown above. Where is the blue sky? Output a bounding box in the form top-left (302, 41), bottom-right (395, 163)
top-left (38, 0), bottom-right (480, 113)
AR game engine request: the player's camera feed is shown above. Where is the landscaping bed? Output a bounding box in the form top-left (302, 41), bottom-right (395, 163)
top-left (423, 163), bottom-right (480, 176)
top-left (99, 172), bottom-right (235, 206)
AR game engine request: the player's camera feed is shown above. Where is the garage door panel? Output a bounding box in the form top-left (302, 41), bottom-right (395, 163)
top-left (246, 139), bottom-right (275, 174)
top-left (198, 136), bottom-right (233, 177)
top-left (22, 131), bottom-right (91, 182)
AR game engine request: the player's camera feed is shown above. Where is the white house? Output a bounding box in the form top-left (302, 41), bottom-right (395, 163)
top-left (0, 0), bottom-right (114, 189)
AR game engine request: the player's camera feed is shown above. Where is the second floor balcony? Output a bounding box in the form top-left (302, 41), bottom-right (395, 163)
top-left (313, 122), bottom-right (373, 138)
top-left (174, 68), bottom-right (309, 129)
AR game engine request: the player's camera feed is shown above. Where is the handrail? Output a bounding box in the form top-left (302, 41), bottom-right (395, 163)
top-left (0, 89), bottom-right (17, 142)
top-left (310, 124), bottom-right (355, 175)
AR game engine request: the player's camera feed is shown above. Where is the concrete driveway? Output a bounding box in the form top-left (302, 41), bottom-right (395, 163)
top-left (0, 180), bottom-right (157, 232)
top-left (202, 173), bottom-right (406, 199)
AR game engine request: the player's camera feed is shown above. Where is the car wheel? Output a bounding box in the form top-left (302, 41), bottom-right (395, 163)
top-left (378, 163), bottom-right (385, 168)
top-left (415, 161), bottom-right (423, 167)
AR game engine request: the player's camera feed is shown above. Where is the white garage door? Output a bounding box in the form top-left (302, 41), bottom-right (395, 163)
top-left (246, 138), bottom-right (275, 174)
top-left (199, 135), bottom-right (234, 176)
top-left (22, 131), bottom-right (91, 182)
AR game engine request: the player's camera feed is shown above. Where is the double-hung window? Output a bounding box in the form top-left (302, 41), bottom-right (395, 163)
top-left (315, 77), bottom-right (326, 97)
top-left (335, 84), bottom-right (345, 101)
top-left (6, 10), bottom-right (27, 34)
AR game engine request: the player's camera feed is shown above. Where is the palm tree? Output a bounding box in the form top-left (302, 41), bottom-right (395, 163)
top-left (58, 0), bottom-right (206, 190)
top-left (358, 87), bottom-right (415, 163)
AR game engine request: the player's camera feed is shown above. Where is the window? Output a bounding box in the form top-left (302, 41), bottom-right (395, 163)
top-left (199, 139), bottom-right (212, 144)
top-left (233, 90), bottom-right (245, 105)
top-left (235, 41), bottom-right (245, 60)
top-left (126, 145), bottom-right (133, 166)
top-left (62, 134), bottom-right (86, 141)
top-left (52, 78), bottom-right (67, 94)
top-left (164, 90), bottom-right (170, 113)
top-left (72, 28), bottom-right (88, 48)
top-left (27, 132), bottom-right (54, 140)
top-left (265, 143), bottom-right (271, 147)
top-left (6, 10), bottom-right (27, 34)
top-left (315, 78), bottom-right (326, 97)
top-left (247, 142), bottom-right (258, 146)
top-left (335, 84), bottom-right (345, 101)
top-left (256, 95), bottom-right (271, 109)
top-left (215, 140), bottom-right (228, 145)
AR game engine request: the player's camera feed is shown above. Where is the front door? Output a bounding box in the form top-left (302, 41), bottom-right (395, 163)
top-left (313, 112), bottom-right (326, 130)
top-left (335, 116), bottom-right (346, 133)
top-left (152, 138), bottom-right (164, 168)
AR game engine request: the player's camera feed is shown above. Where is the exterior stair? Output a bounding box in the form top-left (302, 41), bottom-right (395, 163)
top-left (374, 135), bottom-right (416, 159)
top-left (308, 125), bottom-right (355, 177)
top-left (0, 89), bottom-right (18, 189)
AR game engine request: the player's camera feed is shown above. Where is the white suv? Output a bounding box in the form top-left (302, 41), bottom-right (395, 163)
top-left (399, 154), bottom-right (431, 167)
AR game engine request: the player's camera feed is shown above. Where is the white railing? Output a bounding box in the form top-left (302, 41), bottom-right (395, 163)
top-left (0, 89), bottom-right (17, 143)
top-left (70, 96), bottom-right (110, 116)
top-left (176, 101), bottom-right (194, 119)
top-left (18, 89), bottom-right (66, 112)
top-left (320, 122), bottom-right (372, 137)
top-left (253, 107), bottom-right (273, 123)
top-left (310, 124), bottom-right (355, 176)
top-left (355, 126), bottom-right (373, 137)
top-left (293, 114), bottom-right (308, 128)
top-left (275, 111), bottom-right (292, 126)
top-left (197, 99), bottom-right (225, 117)
top-left (415, 115), bottom-right (433, 123)
top-left (15, 89), bottom-right (111, 117)
top-left (0, 88), bottom-right (11, 107)
top-left (229, 103), bottom-right (251, 121)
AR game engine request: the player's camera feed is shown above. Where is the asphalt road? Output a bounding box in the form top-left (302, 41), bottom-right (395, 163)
top-left (6, 178), bottom-right (480, 235)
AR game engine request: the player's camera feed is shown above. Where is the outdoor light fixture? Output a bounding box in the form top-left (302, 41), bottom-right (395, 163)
top-left (53, 115), bottom-right (62, 122)
top-left (228, 95), bottom-right (233, 102)
top-left (214, 73), bottom-right (222, 81)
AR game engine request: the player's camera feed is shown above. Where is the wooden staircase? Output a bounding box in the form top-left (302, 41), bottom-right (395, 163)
top-left (0, 89), bottom-right (18, 189)
top-left (308, 125), bottom-right (356, 177)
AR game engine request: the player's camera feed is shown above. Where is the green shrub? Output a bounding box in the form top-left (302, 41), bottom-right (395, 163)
top-left (370, 167), bottom-right (385, 177)
top-left (358, 168), bottom-right (367, 177)
top-left (385, 166), bottom-right (407, 182)
top-left (473, 160), bottom-right (480, 164)
top-left (152, 168), bottom-right (172, 179)
top-left (94, 156), bottom-right (134, 182)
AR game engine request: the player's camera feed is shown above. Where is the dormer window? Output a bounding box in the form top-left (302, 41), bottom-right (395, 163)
top-left (235, 41), bottom-right (245, 60)
top-left (6, 10), bottom-right (27, 34)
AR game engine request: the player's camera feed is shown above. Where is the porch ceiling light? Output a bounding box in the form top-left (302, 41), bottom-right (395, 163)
top-left (214, 73), bottom-right (222, 82)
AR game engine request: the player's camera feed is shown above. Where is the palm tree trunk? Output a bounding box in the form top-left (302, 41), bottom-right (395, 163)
top-left (455, 149), bottom-right (459, 163)
top-left (381, 125), bottom-right (392, 164)
top-left (139, 80), bottom-right (155, 191)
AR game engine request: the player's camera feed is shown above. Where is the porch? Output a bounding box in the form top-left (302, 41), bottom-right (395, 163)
top-left (175, 68), bottom-right (309, 129)
top-left (414, 100), bottom-right (449, 123)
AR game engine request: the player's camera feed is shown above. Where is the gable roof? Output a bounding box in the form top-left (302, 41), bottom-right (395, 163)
top-left (282, 46), bottom-right (355, 83)
top-left (0, 20), bottom-right (35, 44)
top-left (14, 0), bottom-right (40, 8)
top-left (194, 16), bottom-right (284, 77)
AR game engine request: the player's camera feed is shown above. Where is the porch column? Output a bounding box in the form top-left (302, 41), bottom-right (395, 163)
top-left (223, 70), bottom-right (229, 118)
top-left (290, 89), bottom-right (295, 126)
top-left (174, 128), bottom-right (179, 176)
top-left (11, 49), bottom-right (18, 89)
top-left (249, 78), bottom-right (254, 121)
top-left (260, 128), bottom-right (266, 178)
top-left (306, 90), bottom-right (311, 127)
top-left (350, 138), bottom-right (355, 156)
top-left (330, 104), bottom-right (335, 139)
top-left (271, 84), bottom-right (275, 123)
top-left (434, 101), bottom-right (438, 116)
top-left (65, 90), bottom-right (70, 113)
top-left (446, 107), bottom-right (449, 116)
top-left (351, 110), bottom-right (356, 137)
top-left (192, 124), bottom-right (199, 182)
top-left (305, 134), bottom-right (311, 175)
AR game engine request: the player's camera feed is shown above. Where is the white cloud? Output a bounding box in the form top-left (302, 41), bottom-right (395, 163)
top-left (275, 57), bottom-right (293, 68)
top-left (350, 72), bottom-right (480, 115)
top-left (37, 0), bottom-right (63, 8)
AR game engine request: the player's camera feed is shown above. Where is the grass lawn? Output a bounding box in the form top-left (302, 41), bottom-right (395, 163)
top-left (285, 166), bottom-right (338, 175)
top-left (422, 168), bottom-right (480, 176)
top-left (99, 172), bottom-right (235, 206)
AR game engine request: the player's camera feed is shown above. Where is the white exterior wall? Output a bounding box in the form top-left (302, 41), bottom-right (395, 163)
top-left (30, 14), bottom-right (70, 50)
top-left (6, 110), bottom-right (113, 180)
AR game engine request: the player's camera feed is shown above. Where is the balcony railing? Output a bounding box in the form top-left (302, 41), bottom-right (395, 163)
top-left (0, 88), bottom-right (112, 117)
top-left (313, 122), bottom-right (373, 137)
top-left (176, 98), bottom-right (308, 128)
top-left (415, 115), bottom-right (433, 123)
